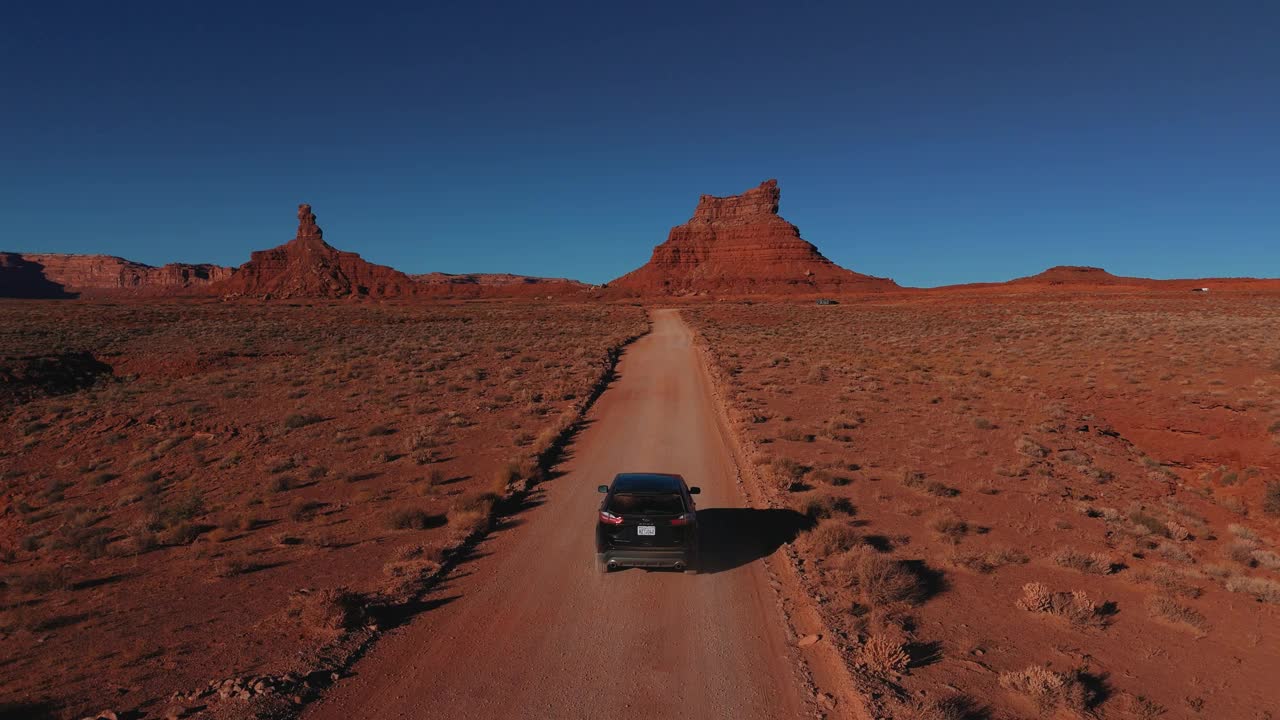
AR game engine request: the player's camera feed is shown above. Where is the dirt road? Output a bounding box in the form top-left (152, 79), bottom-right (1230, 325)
top-left (304, 310), bottom-right (817, 720)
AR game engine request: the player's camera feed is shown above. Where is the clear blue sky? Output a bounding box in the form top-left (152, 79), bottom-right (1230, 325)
top-left (2, 1), bottom-right (1277, 286)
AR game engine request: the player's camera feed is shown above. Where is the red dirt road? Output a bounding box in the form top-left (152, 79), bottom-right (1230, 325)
top-left (303, 310), bottom-right (816, 720)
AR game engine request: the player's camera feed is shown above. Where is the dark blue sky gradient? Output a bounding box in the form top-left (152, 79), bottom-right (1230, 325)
top-left (2, 1), bottom-right (1277, 286)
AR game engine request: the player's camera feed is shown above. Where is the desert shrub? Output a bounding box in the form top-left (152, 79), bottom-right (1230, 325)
top-left (858, 553), bottom-right (924, 606)
top-left (998, 665), bottom-right (1088, 713)
top-left (857, 634), bottom-right (909, 675)
top-left (1053, 547), bottom-right (1114, 575)
top-left (367, 424), bottom-right (396, 437)
top-left (1265, 480), bottom-right (1280, 516)
top-left (162, 522), bottom-right (204, 545)
top-left (1146, 595), bottom-right (1209, 634)
top-left (929, 512), bottom-right (968, 543)
top-left (284, 413), bottom-right (323, 429)
top-left (215, 558), bottom-right (248, 578)
top-left (493, 460), bottom-right (527, 493)
top-left (808, 519), bottom-right (861, 556)
top-left (447, 493), bottom-right (498, 536)
top-left (384, 507), bottom-right (441, 531)
top-left (772, 458), bottom-right (807, 490)
top-left (1156, 541), bottom-right (1194, 564)
top-left (972, 417), bottom-right (993, 430)
top-left (1224, 575), bottom-right (1280, 603)
top-left (1228, 523), bottom-right (1257, 540)
top-left (902, 470), bottom-right (957, 497)
top-left (270, 475), bottom-right (294, 492)
top-left (898, 696), bottom-right (972, 720)
top-left (1251, 549), bottom-right (1280, 571)
top-left (290, 500), bottom-right (325, 522)
top-left (832, 547), bottom-right (924, 606)
top-left (1014, 436), bottom-right (1049, 458)
top-left (949, 546), bottom-right (1029, 574)
top-left (15, 568), bottom-right (71, 594)
top-left (1131, 564), bottom-right (1202, 598)
top-left (292, 588), bottom-right (365, 632)
top-left (1017, 582), bottom-right (1108, 629)
top-left (1128, 509), bottom-right (1169, 537)
top-left (792, 492), bottom-right (855, 521)
top-left (1226, 540), bottom-right (1259, 566)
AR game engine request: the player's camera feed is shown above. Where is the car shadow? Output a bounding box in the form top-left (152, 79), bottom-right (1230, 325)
top-left (695, 508), bottom-right (811, 575)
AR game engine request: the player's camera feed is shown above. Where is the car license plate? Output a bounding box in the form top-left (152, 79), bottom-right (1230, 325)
top-left (637, 525), bottom-right (656, 536)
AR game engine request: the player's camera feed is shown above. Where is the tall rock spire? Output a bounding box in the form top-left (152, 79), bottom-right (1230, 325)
top-left (295, 203), bottom-right (324, 243)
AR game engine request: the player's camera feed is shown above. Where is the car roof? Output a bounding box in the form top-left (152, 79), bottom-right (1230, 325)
top-left (611, 473), bottom-right (685, 493)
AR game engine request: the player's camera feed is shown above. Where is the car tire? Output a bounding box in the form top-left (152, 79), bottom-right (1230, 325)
top-left (596, 553), bottom-right (610, 574)
top-left (684, 550), bottom-right (698, 575)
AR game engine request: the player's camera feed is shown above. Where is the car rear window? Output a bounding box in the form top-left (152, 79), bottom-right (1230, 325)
top-left (608, 492), bottom-right (685, 515)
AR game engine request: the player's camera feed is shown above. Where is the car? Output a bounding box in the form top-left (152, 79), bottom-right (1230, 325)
top-left (596, 473), bottom-right (700, 574)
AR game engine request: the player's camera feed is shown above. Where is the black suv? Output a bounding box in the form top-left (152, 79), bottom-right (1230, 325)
top-left (596, 473), bottom-right (700, 574)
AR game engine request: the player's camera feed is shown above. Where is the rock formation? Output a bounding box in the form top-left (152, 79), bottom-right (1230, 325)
top-left (1010, 266), bottom-right (1132, 286)
top-left (411, 272), bottom-right (590, 298)
top-left (214, 204), bottom-right (421, 299)
top-left (609, 179), bottom-right (897, 295)
top-left (0, 251), bottom-right (232, 298)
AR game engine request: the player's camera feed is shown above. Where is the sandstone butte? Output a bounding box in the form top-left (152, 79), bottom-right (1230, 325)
top-left (212, 204), bottom-right (423, 300)
top-left (0, 251), bottom-right (231, 298)
top-left (606, 179), bottom-right (899, 296)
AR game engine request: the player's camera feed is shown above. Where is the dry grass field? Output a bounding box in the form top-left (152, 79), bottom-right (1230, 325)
top-left (686, 293), bottom-right (1280, 719)
top-left (0, 300), bottom-right (647, 719)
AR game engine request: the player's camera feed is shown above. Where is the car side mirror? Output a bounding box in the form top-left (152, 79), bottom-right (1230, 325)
top-left (689, 486), bottom-right (701, 495)
top-left (597, 485), bottom-right (609, 493)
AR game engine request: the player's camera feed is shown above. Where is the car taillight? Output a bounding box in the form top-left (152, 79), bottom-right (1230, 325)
top-left (670, 513), bottom-right (692, 526)
top-left (599, 510), bottom-right (624, 525)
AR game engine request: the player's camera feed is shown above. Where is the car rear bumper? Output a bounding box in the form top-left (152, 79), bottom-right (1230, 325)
top-left (600, 546), bottom-right (693, 569)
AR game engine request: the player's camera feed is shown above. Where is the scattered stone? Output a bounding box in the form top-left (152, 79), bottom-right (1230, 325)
top-left (797, 633), bottom-right (823, 647)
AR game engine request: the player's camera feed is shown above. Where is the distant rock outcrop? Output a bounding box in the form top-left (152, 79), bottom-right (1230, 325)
top-left (215, 204), bottom-right (420, 299)
top-left (0, 251), bottom-right (231, 298)
top-left (1009, 266), bottom-right (1134, 286)
top-left (411, 272), bottom-right (590, 298)
top-left (609, 179), bottom-right (897, 296)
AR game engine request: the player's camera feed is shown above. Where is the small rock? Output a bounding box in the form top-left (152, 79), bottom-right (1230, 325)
top-left (797, 634), bottom-right (822, 647)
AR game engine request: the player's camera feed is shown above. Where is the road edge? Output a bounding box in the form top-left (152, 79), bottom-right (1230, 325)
top-left (684, 311), bottom-right (881, 720)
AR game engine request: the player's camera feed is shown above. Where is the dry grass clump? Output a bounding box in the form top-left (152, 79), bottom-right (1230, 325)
top-left (808, 519), bottom-right (861, 556)
top-left (1264, 479), bottom-right (1280, 516)
top-left (832, 547), bottom-right (925, 607)
top-left (771, 457), bottom-right (808, 491)
top-left (1146, 595), bottom-right (1209, 634)
top-left (949, 546), bottom-right (1029, 574)
top-left (447, 493), bottom-right (498, 537)
top-left (384, 507), bottom-right (443, 531)
top-left (791, 492), bottom-right (855, 521)
top-left (1131, 564), bottom-right (1202, 598)
top-left (901, 469), bottom-right (958, 498)
top-left (1017, 582), bottom-right (1108, 629)
top-left (856, 634), bottom-right (909, 676)
top-left (1224, 575), bottom-right (1280, 603)
top-left (1014, 436), bottom-right (1049, 459)
top-left (998, 665), bottom-right (1089, 713)
top-left (1053, 547), bottom-right (1115, 575)
top-left (289, 588), bottom-right (366, 632)
top-left (382, 544), bottom-right (446, 588)
top-left (897, 696), bottom-right (972, 720)
top-left (929, 512), bottom-right (968, 544)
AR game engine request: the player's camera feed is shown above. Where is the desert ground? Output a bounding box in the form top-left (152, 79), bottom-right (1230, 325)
top-left (0, 300), bottom-right (646, 719)
top-left (3, 291), bottom-right (1280, 720)
top-left (687, 291), bottom-right (1280, 719)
